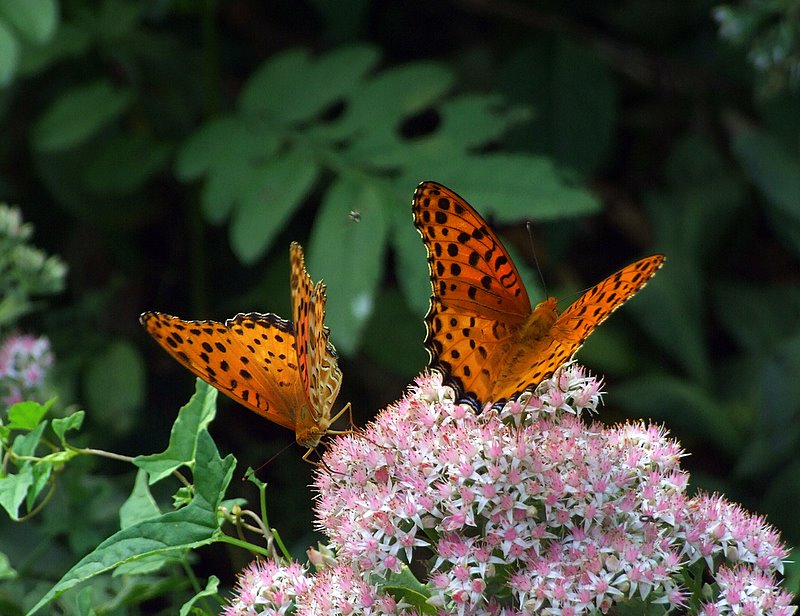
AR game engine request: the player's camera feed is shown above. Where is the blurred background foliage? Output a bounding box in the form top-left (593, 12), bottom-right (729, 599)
top-left (1, 0), bottom-right (800, 612)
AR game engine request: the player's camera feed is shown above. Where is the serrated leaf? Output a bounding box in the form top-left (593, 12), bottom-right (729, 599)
top-left (26, 430), bottom-right (235, 615)
top-left (230, 148), bottom-right (319, 263)
top-left (437, 93), bottom-right (530, 151)
top-left (0, 0), bottom-right (58, 43)
top-left (83, 340), bottom-right (145, 435)
top-left (31, 81), bottom-right (132, 152)
top-left (6, 400), bottom-right (49, 430)
top-left (200, 162), bottom-right (254, 224)
top-left (240, 45), bottom-right (380, 126)
top-left (133, 379), bottom-right (217, 483)
top-left (239, 48), bottom-right (312, 116)
top-left (341, 62), bottom-right (455, 166)
top-left (401, 154), bottom-right (600, 222)
top-left (307, 176), bottom-right (389, 354)
top-left (345, 62), bottom-right (454, 128)
top-left (51, 410), bottom-right (85, 445)
top-left (176, 116), bottom-right (278, 181)
top-left (0, 20), bottom-right (19, 86)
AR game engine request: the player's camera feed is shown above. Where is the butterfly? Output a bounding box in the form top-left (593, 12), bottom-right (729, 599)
top-left (412, 180), bottom-right (664, 409)
top-left (140, 242), bottom-right (349, 456)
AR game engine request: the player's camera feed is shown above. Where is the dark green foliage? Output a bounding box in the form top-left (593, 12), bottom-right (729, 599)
top-left (1, 1), bottom-right (799, 613)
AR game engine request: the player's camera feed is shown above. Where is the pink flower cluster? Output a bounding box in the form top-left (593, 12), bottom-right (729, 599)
top-left (0, 333), bottom-right (53, 406)
top-left (224, 366), bottom-right (795, 616)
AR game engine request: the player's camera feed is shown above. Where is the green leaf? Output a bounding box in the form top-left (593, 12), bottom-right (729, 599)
top-left (616, 375), bottom-right (742, 455)
top-left (51, 410), bottom-right (85, 445)
top-left (179, 575), bottom-right (220, 616)
top-left (17, 22), bottom-right (90, 76)
top-left (74, 586), bottom-right (96, 616)
top-left (176, 116), bottom-right (278, 181)
top-left (6, 400), bottom-right (50, 430)
top-left (0, 464), bottom-right (33, 519)
top-left (435, 93), bottom-right (531, 151)
top-left (85, 135), bottom-right (172, 195)
top-left (502, 38), bottom-right (616, 175)
top-left (0, 0), bottom-right (58, 43)
top-left (115, 471), bottom-right (170, 576)
top-left (381, 565), bottom-right (435, 615)
top-left (230, 148), bottom-right (319, 264)
top-left (393, 193), bottom-right (433, 318)
top-left (732, 127), bottom-right (800, 224)
top-left (31, 81), bottom-right (132, 152)
top-left (307, 176), bottom-right (389, 354)
top-left (0, 551), bottom-right (17, 580)
top-left (341, 62), bottom-right (455, 166)
top-left (0, 20), bottom-right (18, 86)
top-left (133, 379), bottom-right (217, 483)
top-left (627, 253), bottom-right (709, 384)
top-left (345, 61), bottom-right (454, 131)
top-left (83, 340), bottom-right (145, 435)
top-left (11, 421), bottom-right (46, 457)
top-left (119, 470), bottom-right (161, 529)
top-left (26, 430), bottom-right (235, 615)
top-left (240, 45), bottom-right (380, 125)
top-left (239, 48), bottom-right (312, 116)
top-left (715, 283), bottom-right (800, 353)
top-left (402, 154), bottom-right (600, 222)
top-left (27, 461), bottom-right (53, 512)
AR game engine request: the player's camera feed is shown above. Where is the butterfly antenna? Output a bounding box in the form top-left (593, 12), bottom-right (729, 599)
top-left (526, 221), bottom-right (548, 297)
top-left (248, 440), bottom-right (297, 476)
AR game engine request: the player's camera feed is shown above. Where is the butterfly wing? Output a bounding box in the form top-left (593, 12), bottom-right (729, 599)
top-left (288, 242), bottom-right (343, 445)
top-left (413, 181), bottom-right (533, 408)
top-left (140, 311), bottom-right (306, 432)
top-left (493, 254), bottom-right (666, 400)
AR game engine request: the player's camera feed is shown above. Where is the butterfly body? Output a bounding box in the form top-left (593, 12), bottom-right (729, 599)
top-left (413, 181), bottom-right (664, 409)
top-left (141, 242), bottom-right (343, 450)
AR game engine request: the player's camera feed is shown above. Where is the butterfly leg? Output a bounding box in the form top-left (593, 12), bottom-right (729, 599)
top-left (325, 401), bottom-right (354, 436)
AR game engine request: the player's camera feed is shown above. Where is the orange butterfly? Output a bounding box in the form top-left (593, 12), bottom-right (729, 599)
top-left (412, 181), bottom-right (664, 409)
top-left (140, 242), bottom-right (349, 456)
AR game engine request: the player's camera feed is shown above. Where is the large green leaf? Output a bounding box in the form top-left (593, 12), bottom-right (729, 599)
top-left (307, 176), bottom-right (389, 354)
top-left (239, 45), bottom-right (379, 125)
top-left (0, 0), bottom-right (57, 43)
top-left (134, 379), bottom-right (217, 483)
top-left (26, 430), bottom-right (235, 615)
top-left (502, 38), bottom-right (616, 175)
top-left (0, 20), bottom-right (18, 86)
top-left (230, 148), bottom-right (319, 263)
top-left (175, 116), bottom-right (278, 181)
top-left (401, 154), bottom-right (600, 222)
top-left (31, 81), bottom-right (132, 152)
